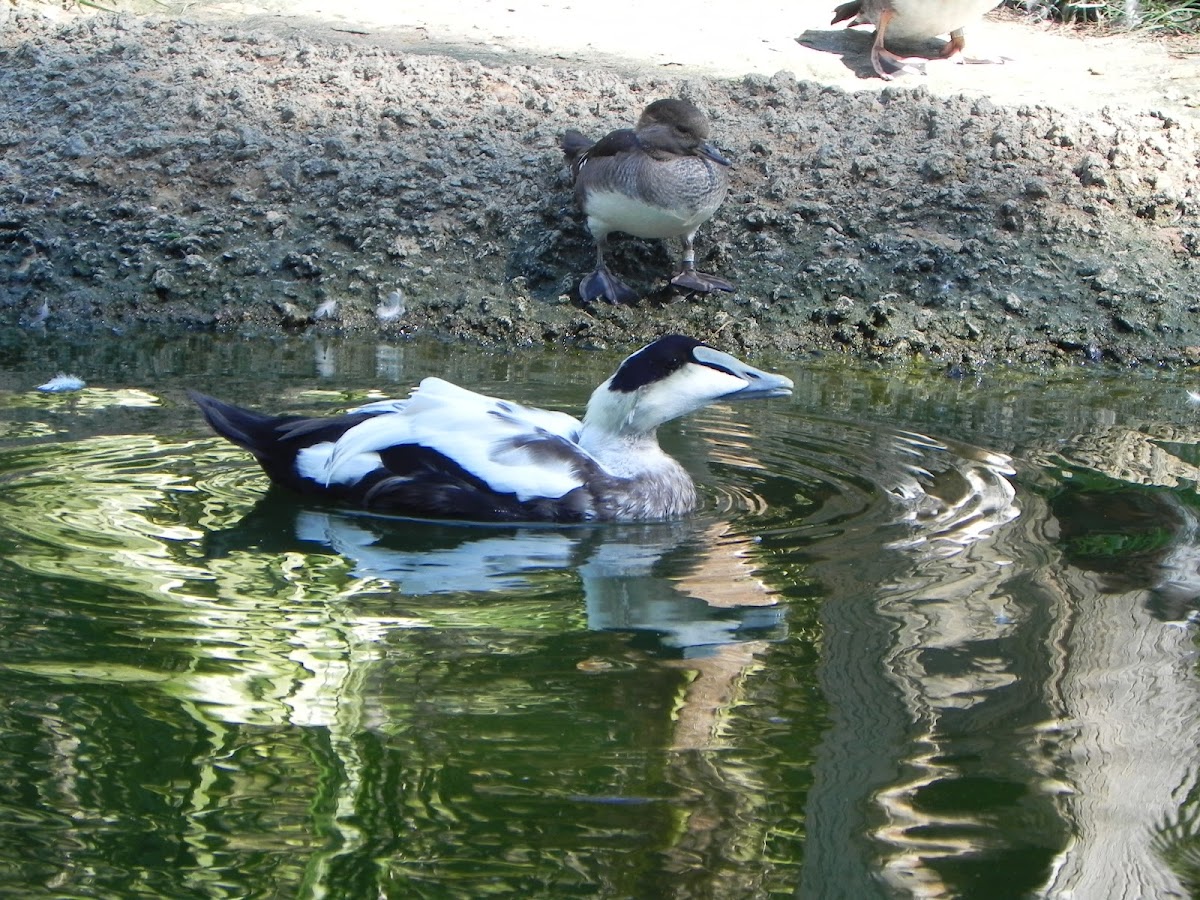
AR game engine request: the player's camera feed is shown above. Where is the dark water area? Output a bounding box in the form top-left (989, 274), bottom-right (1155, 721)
top-left (2, 328), bottom-right (1200, 898)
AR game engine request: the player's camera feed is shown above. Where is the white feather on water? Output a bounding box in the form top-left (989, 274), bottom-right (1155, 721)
top-left (36, 374), bottom-right (86, 393)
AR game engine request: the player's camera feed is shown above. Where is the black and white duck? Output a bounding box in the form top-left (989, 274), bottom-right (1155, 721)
top-left (191, 335), bottom-right (792, 523)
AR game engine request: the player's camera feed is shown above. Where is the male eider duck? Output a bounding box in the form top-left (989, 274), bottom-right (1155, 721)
top-left (191, 335), bottom-right (792, 523)
top-left (561, 99), bottom-right (732, 305)
top-left (832, 0), bottom-right (1003, 79)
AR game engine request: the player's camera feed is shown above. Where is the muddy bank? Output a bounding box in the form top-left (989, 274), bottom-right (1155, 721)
top-left (1, 8), bottom-right (1199, 366)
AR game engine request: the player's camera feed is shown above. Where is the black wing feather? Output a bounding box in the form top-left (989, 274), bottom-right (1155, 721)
top-left (192, 392), bottom-right (608, 523)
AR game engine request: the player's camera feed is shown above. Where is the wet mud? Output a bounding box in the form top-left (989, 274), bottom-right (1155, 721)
top-left (2, 6), bottom-right (1199, 367)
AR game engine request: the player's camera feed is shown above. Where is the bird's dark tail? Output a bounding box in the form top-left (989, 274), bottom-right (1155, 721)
top-left (560, 129), bottom-right (593, 168)
top-left (189, 391), bottom-right (285, 461)
top-left (831, 0), bottom-right (863, 24)
top-left (189, 391), bottom-right (377, 499)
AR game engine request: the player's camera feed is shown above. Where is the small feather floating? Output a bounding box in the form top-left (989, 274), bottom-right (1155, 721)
top-left (37, 373), bottom-right (86, 393)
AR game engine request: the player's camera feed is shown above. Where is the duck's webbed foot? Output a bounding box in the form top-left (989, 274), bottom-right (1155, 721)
top-left (940, 29), bottom-right (1011, 66)
top-left (670, 262), bottom-right (734, 295)
top-left (865, 9), bottom-right (926, 80)
top-left (872, 44), bottom-right (927, 79)
top-left (579, 265), bottom-right (641, 305)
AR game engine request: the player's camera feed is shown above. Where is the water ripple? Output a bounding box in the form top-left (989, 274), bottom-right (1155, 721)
top-left (6, 336), bottom-right (1200, 898)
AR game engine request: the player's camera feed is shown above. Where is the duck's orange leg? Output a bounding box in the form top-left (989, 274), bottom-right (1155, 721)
top-left (941, 28), bottom-right (968, 59)
top-left (870, 9), bottom-right (927, 79)
top-left (943, 27), bottom-right (1011, 65)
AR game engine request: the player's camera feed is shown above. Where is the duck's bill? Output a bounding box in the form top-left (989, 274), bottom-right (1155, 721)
top-left (729, 374), bottom-right (794, 400)
top-left (700, 142), bottom-right (732, 167)
top-left (694, 346), bottom-right (794, 400)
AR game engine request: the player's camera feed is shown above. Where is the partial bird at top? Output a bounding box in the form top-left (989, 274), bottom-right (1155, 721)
top-left (561, 98), bottom-right (733, 305)
top-left (191, 335), bottom-right (793, 524)
top-left (832, 0), bottom-right (1004, 79)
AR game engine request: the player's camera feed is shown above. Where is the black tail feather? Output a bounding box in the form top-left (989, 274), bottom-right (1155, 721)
top-left (560, 129), bottom-right (593, 165)
top-left (831, 0), bottom-right (863, 25)
top-left (189, 391), bottom-right (379, 497)
top-left (188, 391), bottom-right (283, 458)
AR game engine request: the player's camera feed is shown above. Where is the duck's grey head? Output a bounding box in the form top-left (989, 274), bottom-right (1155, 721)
top-left (584, 335), bottom-right (793, 437)
top-left (636, 98), bottom-right (731, 167)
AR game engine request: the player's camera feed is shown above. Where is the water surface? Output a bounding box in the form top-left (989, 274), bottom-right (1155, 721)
top-left (2, 330), bottom-right (1199, 898)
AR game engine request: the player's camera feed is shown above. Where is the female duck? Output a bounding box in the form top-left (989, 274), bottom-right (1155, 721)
top-left (832, 0), bottom-right (1003, 79)
top-left (562, 99), bottom-right (733, 305)
top-left (191, 335), bottom-right (792, 523)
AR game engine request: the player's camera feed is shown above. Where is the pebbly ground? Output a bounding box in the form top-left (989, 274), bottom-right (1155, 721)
top-left (1, 2), bottom-right (1199, 367)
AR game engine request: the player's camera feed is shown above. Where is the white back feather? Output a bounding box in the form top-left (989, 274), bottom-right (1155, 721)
top-left (321, 378), bottom-right (589, 500)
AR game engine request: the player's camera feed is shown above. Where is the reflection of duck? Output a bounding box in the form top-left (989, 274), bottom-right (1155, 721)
top-left (561, 99), bottom-right (732, 304)
top-left (191, 335), bottom-right (792, 523)
top-left (831, 0), bottom-right (1002, 79)
top-left (206, 500), bottom-right (788, 655)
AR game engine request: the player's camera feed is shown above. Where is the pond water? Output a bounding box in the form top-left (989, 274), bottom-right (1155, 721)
top-left (1, 328), bottom-right (1199, 898)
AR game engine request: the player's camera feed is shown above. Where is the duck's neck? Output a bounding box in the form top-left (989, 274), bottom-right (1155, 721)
top-left (578, 424), bottom-right (667, 476)
top-left (578, 423), bottom-right (698, 520)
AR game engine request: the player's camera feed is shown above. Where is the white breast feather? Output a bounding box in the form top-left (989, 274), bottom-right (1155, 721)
top-left (586, 189), bottom-right (700, 239)
top-left (886, 0), bottom-right (999, 37)
top-left (322, 378), bottom-right (589, 501)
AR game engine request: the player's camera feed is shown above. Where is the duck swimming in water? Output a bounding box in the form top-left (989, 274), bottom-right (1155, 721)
top-left (191, 335), bottom-right (792, 523)
top-left (561, 99), bottom-right (733, 305)
top-left (831, 0), bottom-right (1003, 79)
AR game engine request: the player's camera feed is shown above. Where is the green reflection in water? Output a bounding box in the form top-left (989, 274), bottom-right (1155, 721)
top-left (0, 342), bottom-right (822, 897)
top-left (3, 329), bottom-right (1200, 898)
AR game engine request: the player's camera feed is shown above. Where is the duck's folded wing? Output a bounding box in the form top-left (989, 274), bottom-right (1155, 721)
top-left (580, 128), bottom-right (639, 162)
top-left (309, 378), bottom-right (593, 502)
top-left (351, 378), bottom-right (581, 441)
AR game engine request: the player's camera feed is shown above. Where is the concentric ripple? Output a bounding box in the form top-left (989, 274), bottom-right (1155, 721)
top-left (689, 404), bottom-right (1019, 566)
top-left (8, 335), bottom-right (1200, 899)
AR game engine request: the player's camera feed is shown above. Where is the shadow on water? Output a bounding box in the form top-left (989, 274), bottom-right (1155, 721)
top-left (1, 329), bottom-right (1200, 896)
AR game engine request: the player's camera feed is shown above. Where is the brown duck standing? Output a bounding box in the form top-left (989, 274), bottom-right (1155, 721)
top-left (832, 0), bottom-right (1004, 79)
top-left (561, 99), bottom-right (732, 305)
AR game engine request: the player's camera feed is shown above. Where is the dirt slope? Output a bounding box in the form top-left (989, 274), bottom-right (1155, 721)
top-left (1, 1), bottom-right (1198, 365)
